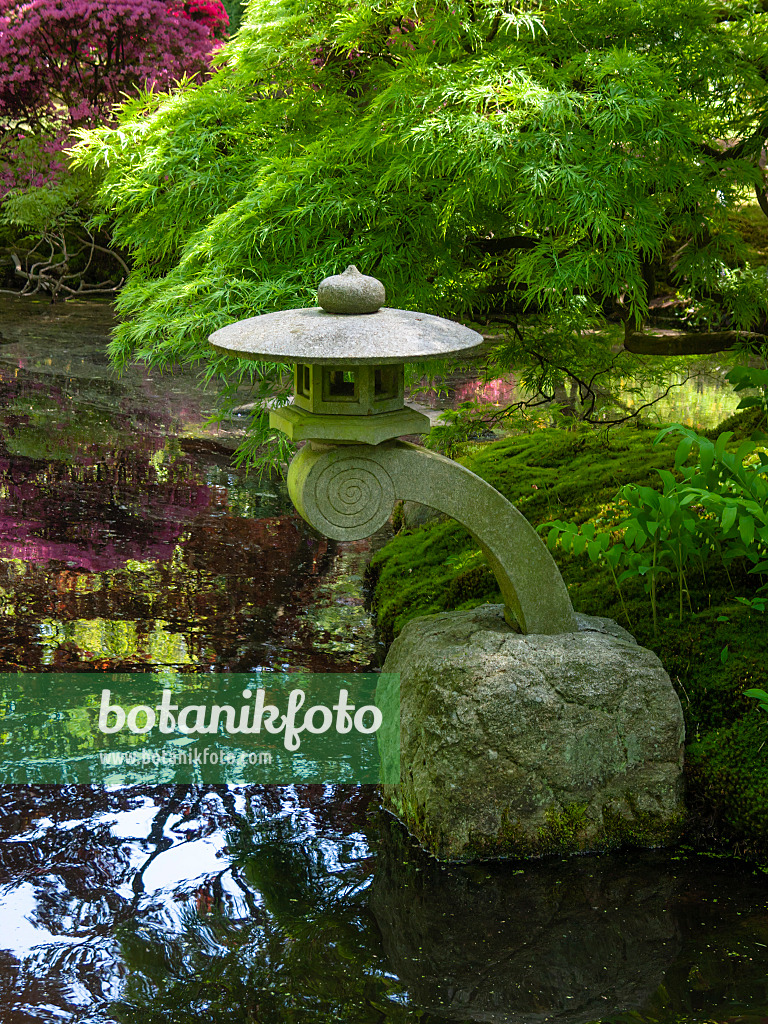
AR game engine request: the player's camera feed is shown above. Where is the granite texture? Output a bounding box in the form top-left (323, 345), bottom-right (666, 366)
top-left (270, 405), bottom-right (431, 443)
top-left (317, 265), bottom-right (386, 313)
top-left (209, 306), bottom-right (484, 365)
top-left (288, 441), bottom-right (577, 635)
top-left (380, 603), bottom-right (686, 860)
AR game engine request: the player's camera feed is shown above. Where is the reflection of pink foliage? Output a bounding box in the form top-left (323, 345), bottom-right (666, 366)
top-left (0, 457), bottom-right (213, 570)
top-left (0, 0), bottom-right (228, 193)
top-left (416, 374), bottom-right (519, 410)
top-left (0, 529), bottom-right (183, 571)
top-left (451, 376), bottom-right (519, 406)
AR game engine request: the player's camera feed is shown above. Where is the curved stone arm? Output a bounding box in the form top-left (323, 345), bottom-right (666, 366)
top-left (288, 440), bottom-right (577, 636)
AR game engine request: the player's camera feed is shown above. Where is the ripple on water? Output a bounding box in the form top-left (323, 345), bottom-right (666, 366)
top-left (0, 300), bottom-right (763, 1024)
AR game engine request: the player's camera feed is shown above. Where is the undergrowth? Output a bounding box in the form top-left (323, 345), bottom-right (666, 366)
top-left (368, 410), bottom-right (768, 856)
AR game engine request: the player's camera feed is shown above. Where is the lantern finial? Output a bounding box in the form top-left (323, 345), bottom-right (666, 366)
top-left (317, 265), bottom-right (385, 314)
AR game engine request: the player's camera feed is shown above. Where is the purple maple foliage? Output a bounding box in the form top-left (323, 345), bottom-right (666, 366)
top-left (0, 0), bottom-right (228, 192)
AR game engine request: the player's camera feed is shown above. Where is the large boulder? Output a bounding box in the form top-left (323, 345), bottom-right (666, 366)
top-left (381, 604), bottom-right (685, 860)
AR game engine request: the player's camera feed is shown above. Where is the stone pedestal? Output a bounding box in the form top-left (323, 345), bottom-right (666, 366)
top-left (381, 604), bottom-right (685, 860)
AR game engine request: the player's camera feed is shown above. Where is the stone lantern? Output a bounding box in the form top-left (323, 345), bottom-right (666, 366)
top-left (209, 266), bottom-right (577, 636)
top-left (210, 268), bottom-right (686, 862)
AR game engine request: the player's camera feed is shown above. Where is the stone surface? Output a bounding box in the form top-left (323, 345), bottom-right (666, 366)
top-left (381, 603), bottom-right (685, 860)
top-left (317, 265), bottom-right (386, 313)
top-left (208, 305), bottom-right (484, 366)
top-left (401, 499), bottom-right (444, 529)
top-left (288, 441), bottom-right (577, 634)
top-left (270, 404), bottom-right (431, 444)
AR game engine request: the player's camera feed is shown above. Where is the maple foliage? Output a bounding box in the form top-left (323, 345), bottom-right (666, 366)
top-left (69, 0), bottom-right (768, 473)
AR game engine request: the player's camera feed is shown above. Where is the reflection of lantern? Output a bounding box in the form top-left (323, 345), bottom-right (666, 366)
top-left (210, 266), bottom-right (576, 635)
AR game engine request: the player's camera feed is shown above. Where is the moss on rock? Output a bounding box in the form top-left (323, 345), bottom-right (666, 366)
top-left (370, 413), bottom-right (768, 858)
top-left (459, 802), bottom-right (686, 860)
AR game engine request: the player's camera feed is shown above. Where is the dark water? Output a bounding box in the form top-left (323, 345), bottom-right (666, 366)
top-left (0, 299), bottom-right (379, 676)
top-left (0, 299), bottom-right (766, 1024)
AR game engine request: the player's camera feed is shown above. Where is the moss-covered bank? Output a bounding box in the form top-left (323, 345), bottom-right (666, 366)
top-left (369, 413), bottom-right (768, 857)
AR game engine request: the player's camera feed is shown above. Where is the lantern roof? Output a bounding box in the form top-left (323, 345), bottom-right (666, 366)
top-left (208, 267), bottom-right (483, 367)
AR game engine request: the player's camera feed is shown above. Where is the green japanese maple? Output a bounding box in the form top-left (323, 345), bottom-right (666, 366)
top-left (73, 0), bottom-right (768, 450)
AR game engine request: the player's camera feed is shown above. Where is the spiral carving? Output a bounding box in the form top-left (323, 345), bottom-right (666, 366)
top-left (294, 450), bottom-right (395, 541)
top-left (288, 439), bottom-right (577, 634)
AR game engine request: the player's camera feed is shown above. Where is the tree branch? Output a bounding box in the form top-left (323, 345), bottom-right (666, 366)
top-left (485, 13), bottom-right (502, 42)
top-left (624, 321), bottom-right (768, 355)
top-left (467, 235), bottom-right (539, 254)
top-left (697, 129), bottom-right (768, 163)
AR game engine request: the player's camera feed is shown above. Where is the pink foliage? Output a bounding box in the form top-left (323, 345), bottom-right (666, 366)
top-left (0, 127), bottom-right (68, 192)
top-left (170, 0), bottom-right (228, 34)
top-left (0, 0), bottom-right (228, 192)
top-left (386, 18), bottom-right (417, 51)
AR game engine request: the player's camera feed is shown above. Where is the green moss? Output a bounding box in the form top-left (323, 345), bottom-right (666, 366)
top-left (390, 500), bottom-right (405, 533)
top-left (536, 804), bottom-right (592, 854)
top-left (371, 418), bottom-right (768, 858)
top-left (462, 802), bottom-right (685, 860)
top-left (704, 404), bottom-right (766, 441)
top-left (370, 424), bottom-right (679, 644)
top-left (600, 804), bottom-right (687, 850)
top-left (687, 713), bottom-right (768, 842)
top-left (383, 787), bottom-right (449, 857)
top-left (463, 808), bottom-right (536, 860)
top-left (729, 202), bottom-right (768, 267)
top-left (391, 784), bottom-right (686, 860)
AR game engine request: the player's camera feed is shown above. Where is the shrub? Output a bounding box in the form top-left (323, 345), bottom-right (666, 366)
top-left (544, 367), bottom-right (768, 631)
top-left (0, 0), bottom-right (228, 193)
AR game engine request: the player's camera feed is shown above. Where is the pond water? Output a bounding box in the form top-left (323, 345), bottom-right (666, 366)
top-left (0, 298), bottom-right (766, 1024)
top-left (409, 355), bottom-right (741, 432)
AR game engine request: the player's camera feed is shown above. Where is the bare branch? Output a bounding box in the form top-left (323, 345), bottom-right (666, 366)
top-left (74, 235), bottom-right (130, 275)
top-left (6, 227), bottom-right (129, 300)
top-left (485, 13), bottom-right (502, 42)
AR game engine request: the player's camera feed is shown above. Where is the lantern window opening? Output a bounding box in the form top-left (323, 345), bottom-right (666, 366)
top-left (374, 366), bottom-right (398, 402)
top-left (324, 368), bottom-right (357, 402)
top-left (296, 363), bottom-right (311, 398)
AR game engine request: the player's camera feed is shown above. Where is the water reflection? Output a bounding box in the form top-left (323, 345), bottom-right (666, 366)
top-left (0, 306), bottom-right (381, 675)
top-left (0, 299), bottom-right (383, 1017)
top-left (4, 784), bottom-right (764, 1024)
top-left (0, 300), bottom-right (765, 1023)
top-left (410, 362), bottom-right (740, 431)
top-left (370, 822), bottom-right (768, 1024)
top-left (372, 819), bottom-right (679, 1023)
